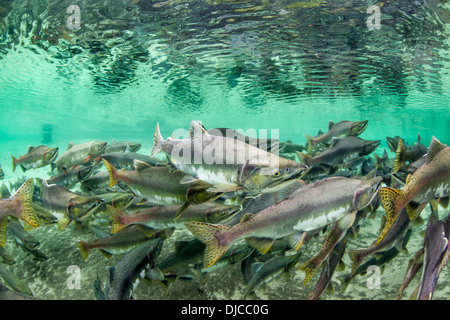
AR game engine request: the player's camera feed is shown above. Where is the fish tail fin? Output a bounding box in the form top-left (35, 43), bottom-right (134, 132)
top-left (299, 258), bottom-right (321, 285)
top-left (108, 205), bottom-right (127, 234)
top-left (376, 187), bottom-right (401, 245)
top-left (11, 155), bottom-right (17, 173)
top-left (348, 249), bottom-right (364, 274)
top-left (151, 122), bottom-right (163, 158)
top-left (336, 274), bottom-right (352, 293)
top-left (392, 138), bottom-right (406, 173)
top-left (77, 241), bottom-right (91, 261)
top-left (305, 134), bottom-right (315, 153)
top-left (102, 159), bottom-right (118, 188)
top-left (184, 221), bottom-right (231, 268)
top-left (11, 179), bottom-right (39, 229)
top-left (296, 151), bottom-right (313, 167)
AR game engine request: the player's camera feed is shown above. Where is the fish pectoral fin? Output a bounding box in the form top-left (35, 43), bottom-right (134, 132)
top-left (134, 160), bottom-right (152, 171)
top-left (173, 202), bottom-right (191, 221)
top-left (57, 217), bottom-right (71, 230)
top-left (179, 175), bottom-right (200, 185)
top-left (206, 184), bottom-right (244, 193)
top-left (439, 197), bottom-right (449, 209)
top-left (99, 249), bottom-right (113, 259)
top-left (406, 202), bottom-right (428, 221)
top-left (288, 232), bottom-right (307, 251)
top-left (246, 237), bottom-right (275, 255)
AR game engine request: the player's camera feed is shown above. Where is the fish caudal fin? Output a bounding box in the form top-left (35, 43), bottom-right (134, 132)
top-left (11, 179), bottom-right (39, 229)
top-left (305, 134), bottom-right (315, 154)
top-left (108, 205), bottom-right (127, 234)
top-left (184, 221), bottom-right (231, 268)
top-left (102, 159), bottom-right (118, 188)
top-left (348, 249), bottom-right (364, 274)
top-left (11, 155), bottom-right (17, 173)
top-left (78, 241), bottom-right (91, 261)
top-left (151, 122), bottom-right (163, 159)
top-left (376, 187), bottom-right (401, 245)
top-left (296, 151), bottom-right (313, 167)
top-left (299, 258), bottom-right (321, 285)
top-left (392, 138), bottom-right (406, 173)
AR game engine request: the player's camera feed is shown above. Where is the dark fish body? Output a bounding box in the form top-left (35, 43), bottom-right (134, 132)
top-left (78, 225), bottom-right (156, 261)
top-left (299, 136), bottom-right (380, 168)
top-left (47, 165), bottom-right (94, 188)
top-left (80, 171), bottom-right (111, 192)
top-left (398, 248), bottom-right (424, 300)
top-left (104, 238), bottom-right (163, 300)
top-left (7, 221), bottom-right (39, 250)
top-left (279, 140), bottom-right (307, 153)
top-left (392, 136), bottom-right (428, 173)
top-left (103, 159), bottom-right (217, 206)
top-left (11, 145), bottom-right (59, 173)
top-left (305, 120), bottom-right (368, 153)
top-left (105, 140), bottom-right (141, 153)
top-left (0, 264), bottom-right (33, 296)
top-left (417, 213), bottom-right (449, 300)
top-left (206, 128), bottom-right (279, 152)
top-left (308, 238), bottom-right (347, 300)
top-left (110, 203), bottom-right (240, 233)
top-left (157, 239), bottom-right (205, 276)
top-left (242, 251), bottom-right (302, 299)
top-left (349, 208), bottom-right (411, 273)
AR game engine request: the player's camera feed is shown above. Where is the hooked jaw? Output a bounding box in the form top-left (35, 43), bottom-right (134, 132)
top-left (350, 120), bottom-right (369, 136)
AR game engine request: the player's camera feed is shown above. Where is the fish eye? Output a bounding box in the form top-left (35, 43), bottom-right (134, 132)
top-left (272, 169), bottom-right (281, 177)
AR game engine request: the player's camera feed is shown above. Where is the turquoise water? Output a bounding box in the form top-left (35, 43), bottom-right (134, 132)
top-left (0, 0), bottom-right (449, 300)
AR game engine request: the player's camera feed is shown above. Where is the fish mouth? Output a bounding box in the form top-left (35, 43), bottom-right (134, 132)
top-left (264, 165), bottom-right (309, 192)
top-left (364, 140), bottom-right (381, 155)
top-left (351, 120), bottom-right (368, 135)
top-left (47, 148), bottom-right (59, 162)
top-left (386, 137), bottom-right (399, 152)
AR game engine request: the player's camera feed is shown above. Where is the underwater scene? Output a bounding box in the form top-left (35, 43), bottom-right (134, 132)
top-left (0, 0), bottom-right (449, 302)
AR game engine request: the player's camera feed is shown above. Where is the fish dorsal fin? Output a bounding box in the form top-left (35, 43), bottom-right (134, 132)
top-left (67, 142), bottom-right (75, 150)
top-left (189, 120), bottom-right (208, 139)
top-left (427, 136), bottom-right (446, 163)
top-left (288, 232), bottom-right (306, 251)
top-left (27, 146), bottom-right (35, 153)
top-left (328, 121), bottom-right (335, 130)
top-left (417, 133), bottom-right (421, 144)
top-left (111, 138), bottom-right (116, 144)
